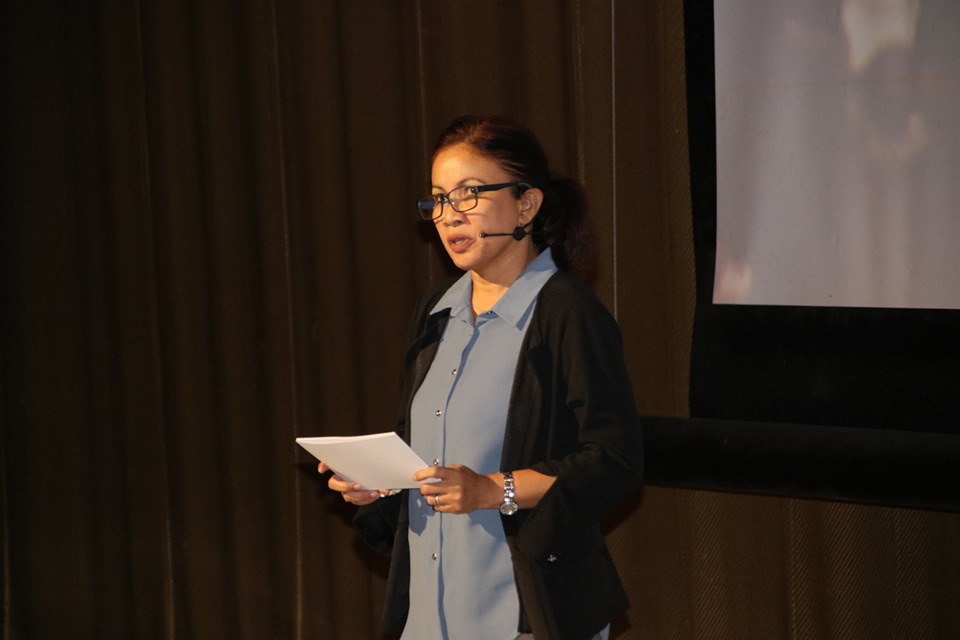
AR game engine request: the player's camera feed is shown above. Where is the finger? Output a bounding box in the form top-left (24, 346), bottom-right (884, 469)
top-left (345, 490), bottom-right (381, 504)
top-left (329, 476), bottom-right (362, 493)
top-left (419, 483), bottom-right (442, 499)
top-left (412, 465), bottom-right (447, 482)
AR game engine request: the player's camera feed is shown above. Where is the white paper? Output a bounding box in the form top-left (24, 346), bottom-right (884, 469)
top-left (296, 432), bottom-right (431, 490)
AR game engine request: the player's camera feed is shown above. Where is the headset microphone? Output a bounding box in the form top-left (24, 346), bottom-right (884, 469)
top-left (479, 222), bottom-right (531, 241)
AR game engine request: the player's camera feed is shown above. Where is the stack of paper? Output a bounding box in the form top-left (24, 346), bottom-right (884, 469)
top-left (296, 431), bottom-right (431, 490)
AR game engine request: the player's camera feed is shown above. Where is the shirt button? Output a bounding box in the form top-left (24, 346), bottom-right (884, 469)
top-left (432, 458), bottom-right (441, 466)
top-left (546, 554), bottom-right (558, 563)
top-left (435, 409), bottom-right (442, 417)
top-left (432, 553), bottom-right (438, 561)
top-left (451, 368), bottom-right (457, 376)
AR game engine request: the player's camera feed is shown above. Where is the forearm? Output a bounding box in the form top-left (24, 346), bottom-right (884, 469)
top-left (483, 468), bottom-right (557, 510)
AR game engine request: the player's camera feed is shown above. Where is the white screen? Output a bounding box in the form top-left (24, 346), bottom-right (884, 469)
top-left (713, 0), bottom-right (960, 309)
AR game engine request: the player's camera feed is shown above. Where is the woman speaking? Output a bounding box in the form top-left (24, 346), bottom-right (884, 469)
top-left (320, 115), bottom-right (644, 640)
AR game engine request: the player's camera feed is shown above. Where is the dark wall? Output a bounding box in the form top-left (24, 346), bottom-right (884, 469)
top-left (2, 1), bottom-right (957, 639)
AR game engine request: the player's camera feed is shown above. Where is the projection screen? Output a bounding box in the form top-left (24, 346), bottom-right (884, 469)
top-left (713, 0), bottom-right (960, 309)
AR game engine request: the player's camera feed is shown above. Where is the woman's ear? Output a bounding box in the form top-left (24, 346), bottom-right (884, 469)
top-left (518, 187), bottom-right (544, 225)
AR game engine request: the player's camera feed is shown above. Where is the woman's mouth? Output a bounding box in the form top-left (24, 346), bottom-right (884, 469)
top-left (446, 234), bottom-right (474, 254)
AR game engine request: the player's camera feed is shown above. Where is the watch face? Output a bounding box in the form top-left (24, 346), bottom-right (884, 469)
top-left (499, 501), bottom-right (519, 516)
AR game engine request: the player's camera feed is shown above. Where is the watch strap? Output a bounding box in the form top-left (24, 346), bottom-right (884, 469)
top-left (500, 471), bottom-right (518, 515)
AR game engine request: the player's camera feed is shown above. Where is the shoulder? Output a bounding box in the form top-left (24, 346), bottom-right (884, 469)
top-left (413, 275), bottom-right (460, 319)
top-left (536, 271), bottom-right (615, 322)
top-left (424, 274), bottom-right (461, 304)
top-left (526, 272), bottom-right (623, 357)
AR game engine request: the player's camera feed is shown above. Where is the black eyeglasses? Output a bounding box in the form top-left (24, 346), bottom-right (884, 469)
top-left (416, 182), bottom-right (529, 221)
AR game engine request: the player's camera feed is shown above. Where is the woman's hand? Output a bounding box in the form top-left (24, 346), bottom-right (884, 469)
top-left (413, 464), bottom-right (500, 514)
top-left (415, 466), bottom-right (558, 514)
top-left (318, 462), bottom-right (382, 506)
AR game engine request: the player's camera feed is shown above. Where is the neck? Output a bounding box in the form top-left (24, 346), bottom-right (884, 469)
top-left (470, 243), bottom-right (539, 315)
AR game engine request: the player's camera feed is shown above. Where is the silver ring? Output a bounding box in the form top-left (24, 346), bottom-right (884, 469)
top-left (434, 495), bottom-right (441, 506)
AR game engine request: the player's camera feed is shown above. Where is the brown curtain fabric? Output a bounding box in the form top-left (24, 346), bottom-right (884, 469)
top-left (2, 1), bottom-right (957, 638)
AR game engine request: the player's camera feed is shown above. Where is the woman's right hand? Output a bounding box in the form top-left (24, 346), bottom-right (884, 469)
top-left (318, 462), bottom-right (382, 506)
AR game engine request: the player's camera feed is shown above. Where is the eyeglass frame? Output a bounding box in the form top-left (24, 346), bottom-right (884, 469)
top-left (416, 182), bottom-right (530, 221)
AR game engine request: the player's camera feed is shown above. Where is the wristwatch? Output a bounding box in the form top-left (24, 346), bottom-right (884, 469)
top-left (499, 472), bottom-right (519, 515)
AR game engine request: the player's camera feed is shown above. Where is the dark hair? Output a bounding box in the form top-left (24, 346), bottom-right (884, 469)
top-left (432, 115), bottom-right (597, 282)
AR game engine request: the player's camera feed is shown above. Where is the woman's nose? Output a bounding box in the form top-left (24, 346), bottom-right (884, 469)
top-left (437, 206), bottom-right (466, 226)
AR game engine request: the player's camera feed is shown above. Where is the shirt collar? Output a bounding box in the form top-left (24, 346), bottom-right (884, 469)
top-left (430, 248), bottom-right (558, 329)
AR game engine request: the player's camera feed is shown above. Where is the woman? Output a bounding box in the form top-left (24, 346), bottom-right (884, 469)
top-left (320, 115), bottom-right (643, 639)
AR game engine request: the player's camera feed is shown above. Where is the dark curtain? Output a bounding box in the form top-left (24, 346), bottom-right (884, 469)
top-left (2, 1), bottom-right (957, 639)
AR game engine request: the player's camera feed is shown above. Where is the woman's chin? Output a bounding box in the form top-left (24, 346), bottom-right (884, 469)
top-left (444, 250), bottom-right (478, 272)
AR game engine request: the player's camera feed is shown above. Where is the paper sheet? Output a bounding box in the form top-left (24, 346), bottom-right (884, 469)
top-left (296, 431), bottom-right (432, 490)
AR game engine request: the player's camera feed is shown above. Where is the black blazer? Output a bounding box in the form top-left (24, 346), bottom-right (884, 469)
top-left (354, 270), bottom-right (644, 639)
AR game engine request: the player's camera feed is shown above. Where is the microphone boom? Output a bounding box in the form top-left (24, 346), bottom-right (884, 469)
top-left (479, 224), bottom-right (529, 241)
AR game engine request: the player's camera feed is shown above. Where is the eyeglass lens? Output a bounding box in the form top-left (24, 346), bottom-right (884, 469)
top-left (417, 187), bottom-right (479, 220)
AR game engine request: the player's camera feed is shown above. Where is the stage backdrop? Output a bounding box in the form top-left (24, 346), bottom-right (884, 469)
top-left (2, 1), bottom-right (957, 639)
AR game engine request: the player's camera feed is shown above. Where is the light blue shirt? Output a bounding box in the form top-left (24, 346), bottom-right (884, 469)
top-left (402, 250), bottom-right (558, 640)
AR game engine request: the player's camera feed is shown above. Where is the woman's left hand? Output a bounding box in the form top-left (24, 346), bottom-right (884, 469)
top-left (413, 464), bottom-right (500, 514)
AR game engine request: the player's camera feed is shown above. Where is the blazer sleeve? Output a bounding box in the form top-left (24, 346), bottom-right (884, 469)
top-left (353, 491), bottom-right (403, 556)
top-left (512, 278), bottom-right (644, 559)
